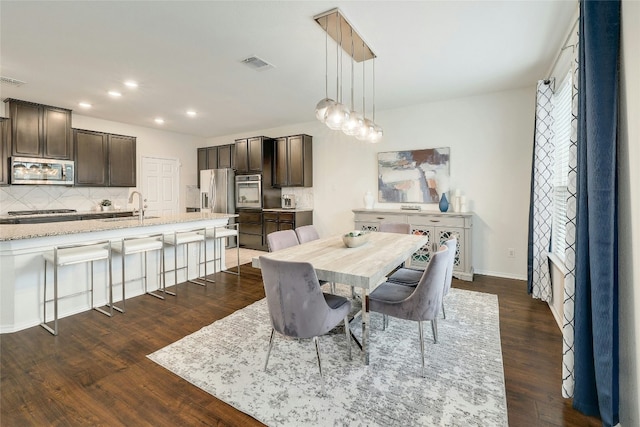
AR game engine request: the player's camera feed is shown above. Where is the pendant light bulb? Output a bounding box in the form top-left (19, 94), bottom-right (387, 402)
top-left (325, 102), bottom-right (350, 130)
top-left (316, 98), bottom-right (335, 123)
top-left (368, 123), bottom-right (383, 143)
top-left (356, 118), bottom-right (374, 141)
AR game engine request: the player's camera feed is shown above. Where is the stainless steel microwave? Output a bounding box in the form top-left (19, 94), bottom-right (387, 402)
top-left (11, 156), bottom-right (75, 185)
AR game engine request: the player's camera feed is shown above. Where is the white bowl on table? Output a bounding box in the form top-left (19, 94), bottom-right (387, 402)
top-left (342, 230), bottom-right (370, 248)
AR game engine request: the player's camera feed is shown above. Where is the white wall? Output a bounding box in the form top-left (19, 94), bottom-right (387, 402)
top-left (71, 115), bottom-right (205, 212)
top-left (619, 1), bottom-right (639, 425)
top-left (208, 87), bottom-right (535, 280)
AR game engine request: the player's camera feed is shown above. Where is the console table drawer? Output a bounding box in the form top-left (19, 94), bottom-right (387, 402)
top-left (409, 215), bottom-right (466, 228)
top-left (355, 213), bottom-right (407, 223)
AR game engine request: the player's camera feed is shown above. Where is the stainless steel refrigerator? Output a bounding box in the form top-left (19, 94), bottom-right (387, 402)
top-left (200, 168), bottom-right (236, 247)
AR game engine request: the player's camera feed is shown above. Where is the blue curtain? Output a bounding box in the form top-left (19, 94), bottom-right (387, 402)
top-left (573, 1), bottom-right (620, 426)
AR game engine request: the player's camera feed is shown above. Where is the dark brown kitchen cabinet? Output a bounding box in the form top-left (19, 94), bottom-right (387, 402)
top-left (108, 134), bottom-right (136, 187)
top-left (74, 129), bottom-right (108, 186)
top-left (263, 210), bottom-right (313, 246)
top-left (235, 136), bottom-right (270, 174)
top-left (0, 118), bottom-right (9, 185)
top-left (196, 144), bottom-right (234, 187)
top-left (238, 209), bottom-right (264, 250)
top-left (5, 99), bottom-right (72, 160)
top-left (273, 134), bottom-right (313, 187)
top-left (74, 129), bottom-right (136, 187)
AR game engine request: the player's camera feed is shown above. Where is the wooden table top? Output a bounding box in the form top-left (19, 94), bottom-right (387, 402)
top-left (253, 232), bottom-right (429, 289)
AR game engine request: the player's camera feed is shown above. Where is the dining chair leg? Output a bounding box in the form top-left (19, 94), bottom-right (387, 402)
top-left (442, 301), bottom-right (447, 319)
top-left (313, 336), bottom-right (326, 396)
top-left (264, 328), bottom-right (275, 372)
top-left (418, 321), bottom-right (426, 378)
top-left (344, 316), bottom-right (352, 360)
top-left (431, 318), bottom-right (438, 343)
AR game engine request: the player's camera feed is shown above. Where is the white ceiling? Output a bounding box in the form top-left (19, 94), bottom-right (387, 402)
top-left (0, 1), bottom-right (576, 138)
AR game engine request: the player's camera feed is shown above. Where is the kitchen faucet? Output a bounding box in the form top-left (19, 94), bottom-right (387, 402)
top-left (129, 191), bottom-right (146, 223)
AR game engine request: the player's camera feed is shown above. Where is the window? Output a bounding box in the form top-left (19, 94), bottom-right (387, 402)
top-left (551, 72), bottom-right (572, 261)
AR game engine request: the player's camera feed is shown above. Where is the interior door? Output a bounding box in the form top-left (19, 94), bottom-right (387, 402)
top-left (141, 156), bottom-right (179, 216)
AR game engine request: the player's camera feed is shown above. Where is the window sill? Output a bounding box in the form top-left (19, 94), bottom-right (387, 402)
top-left (547, 252), bottom-right (569, 275)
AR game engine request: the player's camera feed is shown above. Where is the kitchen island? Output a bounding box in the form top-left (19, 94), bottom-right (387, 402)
top-left (0, 212), bottom-right (236, 333)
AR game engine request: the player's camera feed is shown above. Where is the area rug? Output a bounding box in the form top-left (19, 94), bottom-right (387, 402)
top-left (148, 288), bottom-right (507, 426)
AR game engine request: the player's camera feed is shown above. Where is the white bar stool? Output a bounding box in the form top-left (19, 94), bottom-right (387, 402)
top-left (163, 228), bottom-right (207, 295)
top-left (111, 234), bottom-right (165, 312)
top-left (198, 223), bottom-right (240, 278)
top-left (41, 240), bottom-right (113, 336)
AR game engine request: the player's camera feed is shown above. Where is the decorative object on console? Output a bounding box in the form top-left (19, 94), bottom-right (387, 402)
top-left (439, 193), bottom-right (449, 212)
top-left (313, 8), bottom-right (383, 143)
top-left (363, 190), bottom-right (374, 209)
top-left (378, 148), bottom-right (450, 204)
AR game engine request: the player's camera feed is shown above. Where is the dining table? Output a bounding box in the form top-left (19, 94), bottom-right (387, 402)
top-left (252, 231), bottom-right (430, 365)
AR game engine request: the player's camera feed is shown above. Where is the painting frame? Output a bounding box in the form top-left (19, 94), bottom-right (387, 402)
top-left (377, 147), bottom-right (450, 204)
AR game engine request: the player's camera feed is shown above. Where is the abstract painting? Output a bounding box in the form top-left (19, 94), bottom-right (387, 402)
top-left (378, 148), bottom-right (450, 203)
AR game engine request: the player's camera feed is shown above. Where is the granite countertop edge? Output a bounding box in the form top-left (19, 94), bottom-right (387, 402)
top-left (0, 212), bottom-right (238, 242)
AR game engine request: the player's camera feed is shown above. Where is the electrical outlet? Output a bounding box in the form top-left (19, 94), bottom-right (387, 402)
top-left (508, 248), bottom-right (516, 258)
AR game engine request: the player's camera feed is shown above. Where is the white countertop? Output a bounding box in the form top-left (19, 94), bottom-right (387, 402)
top-left (0, 209), bottom-right (135, 220)
top-left (0, 212), bottom-right (237, 241)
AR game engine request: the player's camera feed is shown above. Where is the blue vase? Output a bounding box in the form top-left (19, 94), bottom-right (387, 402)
top-left (439, 193), bottom-right (449, 212)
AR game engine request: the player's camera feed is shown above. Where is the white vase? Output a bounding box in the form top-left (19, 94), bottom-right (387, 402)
top-left (364, 191), bottom-right (375, 209)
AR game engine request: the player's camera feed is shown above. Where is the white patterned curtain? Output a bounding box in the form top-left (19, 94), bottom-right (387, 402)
top-left (562, 32), bottom-right (579, 399)
top-left (527, 80), bottom-right (554, 302)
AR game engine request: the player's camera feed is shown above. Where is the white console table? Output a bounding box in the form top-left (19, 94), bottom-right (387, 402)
top-left (353, 209), bottom-right (474, 281)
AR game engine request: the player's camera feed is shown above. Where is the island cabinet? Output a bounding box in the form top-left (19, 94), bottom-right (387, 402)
top-left (0, 118), bottom-right (9, 185)
top-left (353, 209), bottom-right (474, 281)
top-left (74, 129), bottom-right (136, 187)
top-left (5, 99), bottom-right (72, 160)
top-left (263, 210), bottom-right (313, 237)
top-left (196, 143), bottom-right (235, 187)
top-left (235, 136), bottom-right (271, 174)
top-left (272, 134), bottom-right (312, 187)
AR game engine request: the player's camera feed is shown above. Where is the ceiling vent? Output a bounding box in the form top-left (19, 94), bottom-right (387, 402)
top-left (0, 76), bottom-right (27, 87)
top-left (241, 56), bottom-right (274, 71)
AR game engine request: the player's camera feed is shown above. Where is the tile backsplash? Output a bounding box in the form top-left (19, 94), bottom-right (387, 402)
top-left (281, 187), bottom-right (314, 209)
top-left (0, 186), bottom-right (130, 215)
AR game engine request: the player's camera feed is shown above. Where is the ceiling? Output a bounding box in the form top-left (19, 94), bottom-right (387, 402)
top-left (0, 1), bottom-right (576, 139)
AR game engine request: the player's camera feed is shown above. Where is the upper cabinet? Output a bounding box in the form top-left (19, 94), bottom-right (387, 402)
top-left (5, 99), bottom-right (72, 160)
top-left (196, 143), bottom-right (235, 187)
top-left (0, 118), bottom-right (9, 185)
top-left (273, 134), bottom-right (313, 187)
top-left (235, 136), bottom-right (270, 174)
top-left (74, 129), bottom-right (136, 187)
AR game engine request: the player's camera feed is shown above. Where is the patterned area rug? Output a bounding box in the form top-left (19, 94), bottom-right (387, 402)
top-left (148, 288), bottom-right (507, 426)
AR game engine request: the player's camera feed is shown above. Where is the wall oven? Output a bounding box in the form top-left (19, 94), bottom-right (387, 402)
top-left (11, 157), bottom-right (74, 185)
top-left (235, 174), bottom-right (262, 209)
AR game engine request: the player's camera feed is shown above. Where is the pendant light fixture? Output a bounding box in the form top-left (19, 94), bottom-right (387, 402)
top-left (314, 8), bottom-right (382, 142)
top-left (368, 56), bottom-right (383, 143)
top-left (314, 15), bottom-right (335, 123)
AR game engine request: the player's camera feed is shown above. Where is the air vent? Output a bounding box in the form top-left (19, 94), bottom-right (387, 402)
top-left (241, 56), bottom-right (275, 71)
top-left (0, 76), bottom-right (26, 87)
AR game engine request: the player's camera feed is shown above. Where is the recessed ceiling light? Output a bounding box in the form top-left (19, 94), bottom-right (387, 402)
top-left (79, 102), bottom-right (92, 108)
top-left (186, 110), bottom-right (197, 117)
top-left (108, 90), bottom-right (122, 97)
top-left (154, 118), bottom-right (165, 124)
top-left (124, 80), bottom-right (138, 88)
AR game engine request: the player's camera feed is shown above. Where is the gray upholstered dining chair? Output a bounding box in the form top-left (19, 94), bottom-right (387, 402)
top-left (266, 229), bottom-right (299, 252)
top-left (369, 246), bottom-right (449, 377)
top-left (260, 256), bottom-right (352, 393)
top-left (378, 222), bottom-right (411, 234)
top-left (294, 225), bottom-right (320, 244)
top-left (386, 237), bottom-right (457, 318)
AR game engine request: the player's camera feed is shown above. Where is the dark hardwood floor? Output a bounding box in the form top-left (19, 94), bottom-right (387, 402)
top-left (1, 265), bottom-right (601, 426)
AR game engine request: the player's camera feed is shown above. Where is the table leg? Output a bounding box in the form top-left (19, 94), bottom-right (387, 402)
top-left (361, 287), bottom-right (370, 365)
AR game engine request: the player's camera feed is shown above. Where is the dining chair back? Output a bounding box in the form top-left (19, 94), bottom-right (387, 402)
top-left (441, 237), bottom-right (457, 318)
top-left (259, 256), bottom-right (352, 393)
top-left (369, 246), bottom-right (449, 377)
top-left (266, 229), bottom-right (299, 252)
top-left (294, 225), bottom-right (320, 244)
top-left (378, 222), bottom-right (410, 234)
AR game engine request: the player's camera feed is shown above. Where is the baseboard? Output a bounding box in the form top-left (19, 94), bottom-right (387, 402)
top-left (473, 269), bottom-right (527, 281)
